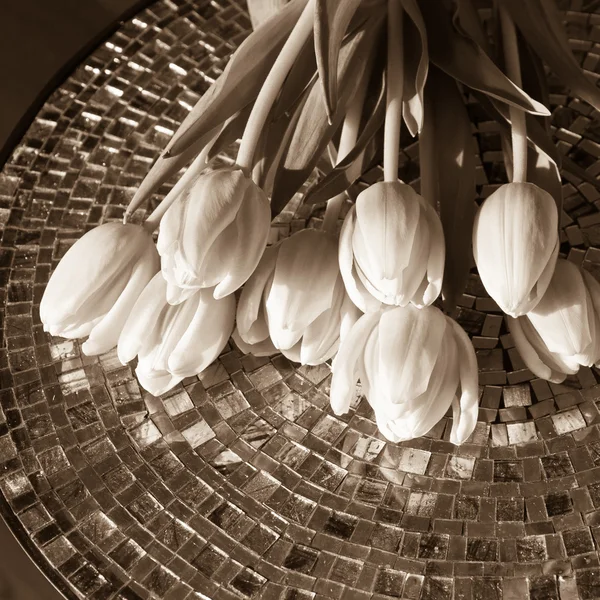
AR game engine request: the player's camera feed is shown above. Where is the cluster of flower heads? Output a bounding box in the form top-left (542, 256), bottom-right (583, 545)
top-left (41, 0), bottom-right (600, 446)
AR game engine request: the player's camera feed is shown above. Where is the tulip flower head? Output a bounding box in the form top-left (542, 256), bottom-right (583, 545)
top-left (235, 229), bottom-right (360, 365)
top-left (330, 305), bottom-right (479, 445)
top-left (40, 222), bottom-right (160, 356)
top-left (473, 182), bottom-right (559, 317)
top-left (339, 182), bottom-right (445, 312)
top-left (118, 272), bottom-right (235, 396)
top-left (508, 259), bottom-right (600, 384)
top-left (157, 167), bottom-right (271, 304)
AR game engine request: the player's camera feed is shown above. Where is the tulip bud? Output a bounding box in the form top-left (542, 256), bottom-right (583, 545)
top-left (508, 259), bottom-right (600, 383)
top-left (338, 182), bottom-right (445, 312)
top-left (235, 229), bottom-right (361, 365)
top-left (157, 167), bottom-right (270, 304)
top-left (40, 222), bottom-right (159, 356)
top-left (331, 305), bottom-right (479, 446)
top-left (473, 182), bottom-right (559, 317)
top-left (118, 273), bottom-right (235, 396)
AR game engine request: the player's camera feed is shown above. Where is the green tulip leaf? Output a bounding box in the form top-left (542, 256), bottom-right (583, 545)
top-left (207, 104), bottom-right (253, 161)
top-left (453, 0), bottom-right (491, 54)
top-left (254, 84), bottom-right (313, 197)
top-left (270, 16), bottom-right (384, 216)
top-left (419, 1), bottom-right (549, 116)
top-left (500, 0), bottom-right (600, 112)
top-left (401, 0), bottom-right (428, 136)
top-left (420, 66), bottom-right (476, 314)
top-left (303, 70), bottom-right (386, 205)
top-left (500, 132), bottom-right (563, 217)
top-left (272, 36), bottom-right (317, 121)
top-left (164, 0), bottom-right (309, 157)
top-left (127, 125), bottom-right (218, 216)
top-left (472, 90), bottom-right (560, 167)
top-left (247, 0), bottom-right (289, 29)
top-left (314, 0), bottom-right (362, 121)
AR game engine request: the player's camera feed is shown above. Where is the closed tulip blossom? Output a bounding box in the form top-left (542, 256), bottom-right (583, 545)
top-left (473, 182), bottom-right (559, 317)
top-left (330, 305), bottom-right (479, 445)
top-left (508, 259), bottom-right (600, 383)
top-left (235, 229), bottom-right (361, 365)
top-left (338, 182), bottom-right (445, 312)
top-left (118, 272), bottom-right (235, 396)
top-left (40, 222), bottom-right (159, 356)
top-left (157, 167), bottom-right (270, 304)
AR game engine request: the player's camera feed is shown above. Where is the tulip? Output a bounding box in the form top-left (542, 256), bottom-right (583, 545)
top-left (508, 259), bottom-right (600, 383)
top-left (40, 222), bottom-right (159, 356)
top-left (118, 272), bottom-right (235, 396)
top-left (330, 305), bottom-right (479, 445)
top-left (157, 167), bottom-right (271, 304)
top-left (473, 182), bottom-right (559, 317)
top-left (338, 182), bottom-right (445, 312)
top-left (235, 229), bottom-right (361, 365)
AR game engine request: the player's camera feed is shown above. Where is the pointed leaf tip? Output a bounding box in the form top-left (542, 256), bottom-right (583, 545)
top-left (314, 0), bottom-right (362, 122)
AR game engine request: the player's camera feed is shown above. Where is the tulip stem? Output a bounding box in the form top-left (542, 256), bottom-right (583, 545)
top-left (236, 0), bottom-right (316, 175)
top-left (142, 142), bottom-right (214, 233)
top-left (383, 0), bottom-right (403, 183)
top-left (322, 84), bottom-right (367, 234)
top-left (500, 6), bottom-right (527, 183)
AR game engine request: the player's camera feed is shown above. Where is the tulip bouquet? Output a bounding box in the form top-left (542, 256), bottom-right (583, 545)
top-left (41, 0), bottom-right (600, 447)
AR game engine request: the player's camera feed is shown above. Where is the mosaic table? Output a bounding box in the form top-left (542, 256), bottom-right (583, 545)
top-left (1, 1), bottom-right (600, 599)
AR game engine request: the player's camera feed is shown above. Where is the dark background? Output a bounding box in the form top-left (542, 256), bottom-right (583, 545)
top-left (0, 0), bottom-right (143, 166)
top-left (0, 2), bottom-right (139, 596)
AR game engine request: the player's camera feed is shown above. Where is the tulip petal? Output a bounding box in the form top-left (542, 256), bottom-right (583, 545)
top-left (507, 316), bottom-right (569, 383)
top-left (520, 238), bottom-right (559, 314)
top-left (358, 318), bottom-right (378, 404)
top-left (118, 273), bottom-right (170, 365)
top-left (522, 315), bottom-right (580, 378)
top-left (281, 341), bottom-right (303, 363)
top-left (182, 170), bottom-right (247, 266)
top-left (40, 223), bottom-right (151, 329)
top-left (375, 412), bottom-right (403, 442)
top-left (43, 256), bottom-right (132, 336)
top-left (82, 252), bottom-right (159, 356)
top-left (193, 218), bottom-right (238, 289)
top-left (232, 328), bottom-right (278, 357)
top-left (380, 331), bottom-right (457, 439)
top-left (353, 182), bottom-right (420, 282)
top-left (581, 269), bottom-right (600, 365)
top-left (376, 305), bottom-right (446, 402)
top-left (330, 311), bottom-right (380, 415)
top-left (397, 210), bottom-right (430, 306)
top-left (419, 199), bottom-right (445, 306)
top-left (214, 183), bottom-right (271, 299)
top-left (339, 292), bottom-right (363, 340)
top-left (300, 277), bottom-right (346, 364)
top-left (166, 281), bottom-right (198, 305)
top-left (353, 256), bottom-right (396, 305)
top-left (135, 365), bottom-right (182, 397)
top-left (266, 230), bottom-right (339, 338)
top-left (160, 243), bottom-right (201, 304)
top-left (141, 295), bottom-right (198, 376)
top-left (447, 318), bottom-right (479, 445)
top-left (53, 316), bottom-right (104, 340)
top-left (582, 268), bottom-right (600, 317)
top-left (338, 206), bottom-right (382, 313)
top-left (237, 245), bottom-right (279, 343)
top-left (158, 169), bottom-right (247, 288)
top-left (529, 259), bottom-right (592, 357)
top-left (408, 336), bottom-right (458, 437)
top-left (473, 182), bottom-right (558, 316)
top-left (169, 290), bottom-right (235, 376)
